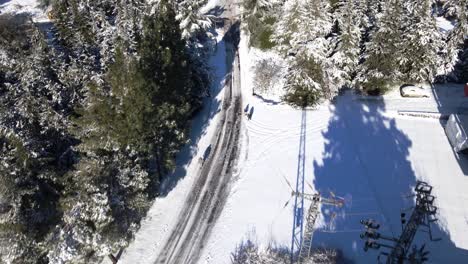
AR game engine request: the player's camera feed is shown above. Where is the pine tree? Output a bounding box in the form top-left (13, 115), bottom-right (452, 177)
top-left (138, 0), bottom-right (199, 176)
top-left (176, 0), bottom-right (213, 41)
top-left (0, 0), bottom-right (208, 262)
top-left (437, 0), bottom-right (468, 81)
top-left (241, 0), bottom-right (277, 48)
top-left (272, 0), bottom-right (301, 53)
top-left (357, 0), bottom-right (406, 93)
top-left (330, 0), bottom-right (363, 86)
top-left (274, 0), bottom-right (332, 54)
top-left (76, 46), bottom-right (149, 153)
top-left (283, 50), bottom-right (326, 107)
top-left (442, 0), bottom-right (468, 19)
top-left (398, 0), bottom-right (443, 83)
top-left (274, 0), bottom-right (334, 105)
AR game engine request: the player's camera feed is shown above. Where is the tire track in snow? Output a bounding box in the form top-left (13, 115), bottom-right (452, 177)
top-left (154, 18), bottom-right (242, 264)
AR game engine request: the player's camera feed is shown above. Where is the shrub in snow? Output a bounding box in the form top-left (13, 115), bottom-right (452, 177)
top-left (253, 57), bottom-right (285, 96)
top-left (437, 0), bottom-right (468, 82)
top-left (231, 239), bottom-right (342, 264)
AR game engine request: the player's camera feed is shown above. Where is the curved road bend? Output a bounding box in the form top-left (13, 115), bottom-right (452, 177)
top-left (155, 14), bottom-right (242, 264)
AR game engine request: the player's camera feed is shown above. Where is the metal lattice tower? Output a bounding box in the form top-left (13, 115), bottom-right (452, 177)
top-left (290, 110), bottom-right (307, 263)
top-left (298, 194), bottom-right (321, 262)
top-left (298, 194), bottom-right (343, 263)
top-left (360, 181), bottom-right (440, 264)
top-left (288, 110), bottom-right (344, 263)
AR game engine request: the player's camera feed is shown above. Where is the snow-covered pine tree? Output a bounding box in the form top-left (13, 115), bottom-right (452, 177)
top-left (241, 0), bottom-right (274, 29)
top-left (358, 0), bottom-right (386, 67)
top-left (1, 0), bottom-right (210, 262)
top-left (437, 0), bottom-right (468, 81)
top-left (363, 0), bottom-right (385, 30)
top-left (271, 0), bottom-right (301, 53)
top-left (115, 0), bottom-right (145, 53)
top-left (283, 49), bottom-right (327, 107)
top-left (357, 0), bottom-right (406, 94)
top-left (241, 0), bottom-right (277, 48)
top-left (176, 0), bottom-right (213, 41)
top-left (442, 0), bottom-right (468, 19)
top-left (175, 0), bottom-right (213, 93)
top-left (274, 0), bottom-right (332, 53)
top-left (0, 13), bottom-right (75, 263)
top-left (398, 0), bottom-right (443, 83)
top-left (274, 0), bottom-right (334, 105)
top-left (330, 0), bottom-right (363, 86)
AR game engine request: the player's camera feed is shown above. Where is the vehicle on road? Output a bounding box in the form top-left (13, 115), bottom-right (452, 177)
top-left (445, 114), bottom-right (468, 153)
top-left (400, 84), bottom-right (431, 98)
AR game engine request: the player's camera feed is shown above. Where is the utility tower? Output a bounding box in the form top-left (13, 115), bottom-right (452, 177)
top-left (289, 110), bottom-right (343, 263)
top-left (290, 110), bottom-right (307, 263)
top-left (360, 181), bottom-right (440, 264)
top-left (284, 178), bottom-right (343, 263)
top-left (298, 193), bottom-right (344, 263)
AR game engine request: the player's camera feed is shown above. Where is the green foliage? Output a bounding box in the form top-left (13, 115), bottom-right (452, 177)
top-left (255, 16), bottom-right (276, 50)
top-left (0, 14), bottom-right (34, 55)
top-left (360, 76), bottom-right (392, 95)
top-left (329, 0), bottom-right (341, 10)
top-left (51, 0), bottom-right (95, 47)
top-left (136, 0), bottom-right (200, 174)
top-left (358, 0), bottom-right (403, 94)
top-left (77, 47), bottom-right (151, 153)
top-left (242, 0), bottom-right (277, 49)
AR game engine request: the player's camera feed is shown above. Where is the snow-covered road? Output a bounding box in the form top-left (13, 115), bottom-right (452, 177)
top-left (154, 24), bottom-right (242, 264)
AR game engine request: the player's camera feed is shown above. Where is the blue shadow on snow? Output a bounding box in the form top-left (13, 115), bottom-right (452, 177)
top-left (312, 93), bottom-right (468, 263)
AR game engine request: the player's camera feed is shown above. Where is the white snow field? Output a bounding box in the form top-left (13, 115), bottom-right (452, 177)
top-left (198, 35), bottom-right (468, 263)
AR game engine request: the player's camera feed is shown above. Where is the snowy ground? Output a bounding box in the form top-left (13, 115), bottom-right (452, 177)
top-left (0, 0), bottom-right (49, 22)
top-left (198, 34), bottom-right (468, 263)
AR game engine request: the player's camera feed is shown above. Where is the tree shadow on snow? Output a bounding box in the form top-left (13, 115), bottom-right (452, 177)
top-left (158, 22), bottom-right (240, 196)
top-left (311, 93), bottom-right (468, 263)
